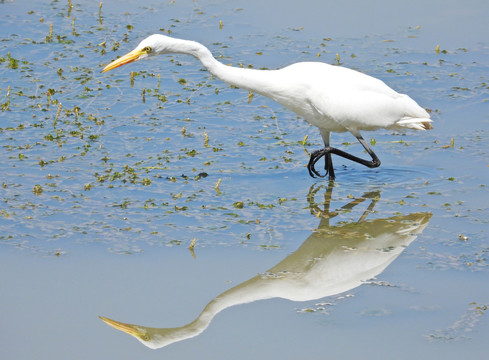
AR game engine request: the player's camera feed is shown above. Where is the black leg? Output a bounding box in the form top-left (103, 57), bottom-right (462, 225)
top-left (325, 152), bottom-right (335, 180)
top-left (307, 135), bottom-right (381, 179)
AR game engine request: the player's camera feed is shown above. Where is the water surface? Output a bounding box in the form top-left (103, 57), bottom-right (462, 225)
top-left (1, 0), bottom-right (488, 359)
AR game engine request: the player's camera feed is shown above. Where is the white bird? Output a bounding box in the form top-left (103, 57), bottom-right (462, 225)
top-left (102, 34), bottom-right (433, 179)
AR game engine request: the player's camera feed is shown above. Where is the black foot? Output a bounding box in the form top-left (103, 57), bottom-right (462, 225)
top-left (307, 140), bottom-right (381, 180)
top-left (307, 148), bottom-right (335, 180)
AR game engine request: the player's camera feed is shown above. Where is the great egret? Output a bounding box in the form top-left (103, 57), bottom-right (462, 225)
top-left (102, 34), bottom-right (433, 179)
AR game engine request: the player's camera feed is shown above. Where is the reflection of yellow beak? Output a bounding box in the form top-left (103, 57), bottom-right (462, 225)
top-left (99, 316), bottom-right (145, 339)
top-left (101, 49), bottom-right (145, 73)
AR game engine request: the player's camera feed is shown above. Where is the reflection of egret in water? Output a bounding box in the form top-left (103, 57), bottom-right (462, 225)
top-left (100, 184), bottom-right (431, 349)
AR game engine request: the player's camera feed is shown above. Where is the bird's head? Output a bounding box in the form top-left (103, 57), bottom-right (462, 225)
top-left (99, 315), bottom-right (200, 349)
top-left (101, 34), bottom-right (178, 73)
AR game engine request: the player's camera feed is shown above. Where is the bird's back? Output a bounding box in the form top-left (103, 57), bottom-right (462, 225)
top-left (267, 62), bottom-right (431, 132)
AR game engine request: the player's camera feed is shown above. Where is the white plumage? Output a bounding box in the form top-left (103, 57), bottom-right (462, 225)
top-left (103, 34), bottom-right (432, 179)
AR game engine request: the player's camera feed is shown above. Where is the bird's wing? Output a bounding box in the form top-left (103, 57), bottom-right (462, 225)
top-left (270, 62), bottom-right (430, 132)
top-left (311, 82), bottom-right (429, 132)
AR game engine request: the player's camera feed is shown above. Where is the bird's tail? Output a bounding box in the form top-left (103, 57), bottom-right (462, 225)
top-left (396, 117), bottom-right (433, 131)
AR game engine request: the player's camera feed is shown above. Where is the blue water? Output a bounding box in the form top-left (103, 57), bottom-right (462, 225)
top-left (1, 0), bottom-right (488, 359)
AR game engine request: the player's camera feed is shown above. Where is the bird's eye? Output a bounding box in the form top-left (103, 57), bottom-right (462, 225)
top-left (143, 46), bottom-right (152, 53)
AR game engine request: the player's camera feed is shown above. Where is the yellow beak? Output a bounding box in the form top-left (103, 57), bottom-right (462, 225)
top-left (101, 49), bottom-right (145, 73)
top-left (99, 316), bottom-right (145, 338)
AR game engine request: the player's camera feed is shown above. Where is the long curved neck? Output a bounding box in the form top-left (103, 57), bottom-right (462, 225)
top-left (171, 39), bottom-right (278, 96)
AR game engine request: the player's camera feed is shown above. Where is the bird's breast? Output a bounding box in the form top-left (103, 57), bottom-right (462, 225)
top-left (274, 93), bottom-right (349, 133)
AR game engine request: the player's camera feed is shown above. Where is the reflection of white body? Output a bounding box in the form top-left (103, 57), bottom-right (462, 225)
top-left (101, 213), bottom-right (431, 349)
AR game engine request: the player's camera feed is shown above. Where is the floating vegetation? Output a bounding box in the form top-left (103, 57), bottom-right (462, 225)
top-left (53, 102), bottom-right (62, 128)
top-left (98, 2), bottom-right (103, 25)
top-left (0, 0), bottom-right (487, 277)
top-left (426, 302), bottom-right (488, 341)
top-left (47, 23), bottom-right (53, 42)
top-left (1, 4), bottom-right (489, 360)
top-left (233, 201), bottom-right (244, 209)
top-left (458, 234), bottom-right (468, 241)
top-left (214, 178), bottom-right (222, 195)
top-left (1, 85), bottom-right (10, 111)
top-left (248, 91), bottom-right (254, 104)
top-left (188, 237), bottom-right (197, 249)
top-left (32, 184), bottom-right (43, 195)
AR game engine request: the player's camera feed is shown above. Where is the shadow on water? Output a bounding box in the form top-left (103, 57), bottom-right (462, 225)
top-left (99, 182), bottom-right (431, 350)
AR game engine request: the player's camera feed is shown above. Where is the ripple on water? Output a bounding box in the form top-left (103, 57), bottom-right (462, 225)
top-left (332, 165), bottom-right (447, 191)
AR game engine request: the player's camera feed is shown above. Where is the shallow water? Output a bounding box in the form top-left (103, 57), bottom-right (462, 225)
top-left (1, 0), bottom-right (488, 359)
